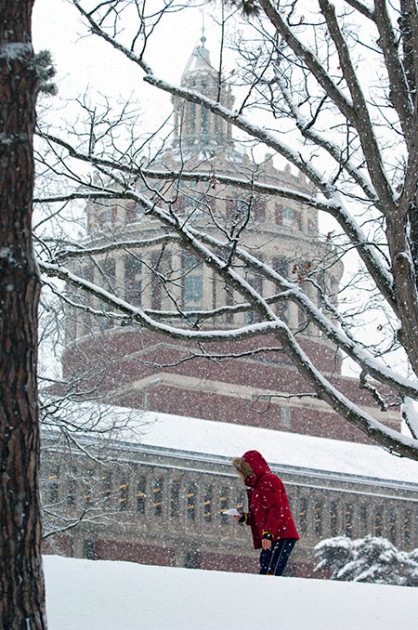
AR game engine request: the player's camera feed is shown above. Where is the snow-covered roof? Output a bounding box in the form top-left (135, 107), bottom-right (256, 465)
top-left (134, 410), bottom-right (418, 487)
top-left (45, 402), bottom-right (418, 487)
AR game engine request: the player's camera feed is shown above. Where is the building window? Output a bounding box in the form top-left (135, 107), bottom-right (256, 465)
top-left (313, 501), bottom-right (323, 537)
top-left (182, 182), bottom-right (204, 219)
top-left (67, 467), bottom-right (77, 506)
top-left (188, 102), bottom-right (196, 137)
top-left (403, 511), bottom-right (411, 546)
top-left (125, 201), bottom-right (142, 224)
top-left (136, 476), bottom-right (146, 514)
top-left (203, 484), bottom-right (212, 522)
top-left (224, 285), bottom-right (234, 324)
top-left (201, 107), bottom-right (208, 136)
top-left (151, 251), bottom-right (171, 311)
top-left (84, 470), bottom-right (95, 506)
top-left (101, 472), bottom-right (112, 503)
top-left (253, 197), bottom-right (266, 222)
top-left (299, 497), bottom-right (308, 535)
top-left (170, 479), bottom-right (180, 519)
top-left (101, 258), bottom-right (116, 329)
top-left (273, 256), bottom-right (288, 279)
top-left (237, 199), bottom-right (248, 217)
top-left (183, 253), bottom-right (203, 310)
top-left (99, 208), bottom-right (113, 228)
top-left (184, 275), bottom-right (203, 305)
top-left (359, 504), bottom-right (368, 537)
top-left (344, 504), bottom-right (353, 538)
top-left (119, 477), bottom-right (129, 511)
top-left (330, 501), bottom-right (339, 537)
top-left (214, 114), bottom-right (222, 141)
top-left (244, 308), bottom-right (255, 325)
top-left (282, 206), bottom-right (294, 225)
top-left (220, 487), bottom-right (229, 524)
top-left (125, 257), bottom-right (142, 306)
top-left (374, 509), bottom-right (383, 537)
top-left (186, 483), bottom-right (197, 521)
top-left (389, 509), bottom-right (397, 544)
top-left (82, 265), bottom-right (93, 336)
top-left (153, 478), bottom-right (163, 517)
top-left (48, 469), bottom-right (60, 504)
top-left (273, 257), bottom-right (289, 322)
top-left (244, 271), bottom-right (262, 324)
top-left (226, 198), bottom-right (236, 220)
top-left (236, 491), bottom-right (246, 514)
top-left (275, 204), bottom-right (283, 225)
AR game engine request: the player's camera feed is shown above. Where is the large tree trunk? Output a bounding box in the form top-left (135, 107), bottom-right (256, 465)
top-left (0, 1), bottom-right (47, 627)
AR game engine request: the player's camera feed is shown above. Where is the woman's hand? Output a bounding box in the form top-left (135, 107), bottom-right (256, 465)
top-left (262, 538), bottom-right (272, 550)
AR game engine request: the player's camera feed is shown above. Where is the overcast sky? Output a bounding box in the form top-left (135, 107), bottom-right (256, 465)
top-left (32, 0), bottom-right (218, 129)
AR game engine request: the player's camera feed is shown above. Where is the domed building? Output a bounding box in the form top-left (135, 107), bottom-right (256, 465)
top-left (62, 37), bottom-right (399, 443)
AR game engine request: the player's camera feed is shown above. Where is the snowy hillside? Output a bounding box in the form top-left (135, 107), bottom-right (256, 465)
top-left (44, 555), bottom-right (416, 630)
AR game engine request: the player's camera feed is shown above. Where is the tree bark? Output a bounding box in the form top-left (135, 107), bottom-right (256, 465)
top-left (0, 1), bottom-right (46, 627)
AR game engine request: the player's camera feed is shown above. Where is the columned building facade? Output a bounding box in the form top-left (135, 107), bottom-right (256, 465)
top-left (41, 416), bottom-right (418, 576)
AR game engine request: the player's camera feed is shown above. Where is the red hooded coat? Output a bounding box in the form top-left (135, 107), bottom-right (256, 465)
top-left (242, 450), bottom-right (299, 549)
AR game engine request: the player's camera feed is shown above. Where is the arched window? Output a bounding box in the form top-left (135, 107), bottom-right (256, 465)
top-left (186, 483), bottom-right (197, 521)
top-left (67, 467), bottom-right (77, 507)
top-left (170, 479), bottom-right (180, 519)
top-left (102, 472), bottom-right (112, 503)
top-left (374, 509), bottom-right (383, 537)
top-left (344, 504), bottom-right (353, 538)
top-left (136, 476), bottom-right (146, 514)
top-left (299, 497), bottom-right (308, 535)
top-left (119, 477), bottom-right (129, 511)
top-left (153, 478), bottom-right (163, 517)
top-left (48, 469), bottom-right (60, 504)
top-left (220, 486), bottom-right (230, 525)
top-left (313, 501), bottom-right (323, 536)
top-left (403, 511), bottom-right (411, 546)
top-left (330, 501), bottom-right (339, 537)
top-left (203, 484), bottom-right (212, 522)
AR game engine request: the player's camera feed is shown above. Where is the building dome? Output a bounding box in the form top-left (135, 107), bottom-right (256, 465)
top-left (172, 38), bottom-right (237, 159)
top-left (62, 40), bottom-right (400, 444)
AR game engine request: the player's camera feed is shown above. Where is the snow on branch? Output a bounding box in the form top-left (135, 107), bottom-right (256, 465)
top-left (315, 535), bottom-right (418, 586)
top-left (189, 227), bottom-right (416, 399)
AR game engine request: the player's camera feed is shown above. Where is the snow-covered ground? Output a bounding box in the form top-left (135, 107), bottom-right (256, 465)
top-left (44, 555), bottom-right (416, 630)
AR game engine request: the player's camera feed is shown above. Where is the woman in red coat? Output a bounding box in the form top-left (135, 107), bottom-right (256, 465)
top-left (233, 450), bottom-right (299, 576)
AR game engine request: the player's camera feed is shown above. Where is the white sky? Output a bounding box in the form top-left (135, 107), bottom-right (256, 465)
top-left (32, 0), bottom-right (217, 130)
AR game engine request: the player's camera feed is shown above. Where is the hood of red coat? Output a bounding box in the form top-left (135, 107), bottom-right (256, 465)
top-left (242, 450), bottom-right (271, 486)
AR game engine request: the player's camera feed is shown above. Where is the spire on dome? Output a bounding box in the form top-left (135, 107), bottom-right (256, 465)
top-left (172, 34), bottom-right (238, 159)
top-left (182, 37), bottom-right (213, 79)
